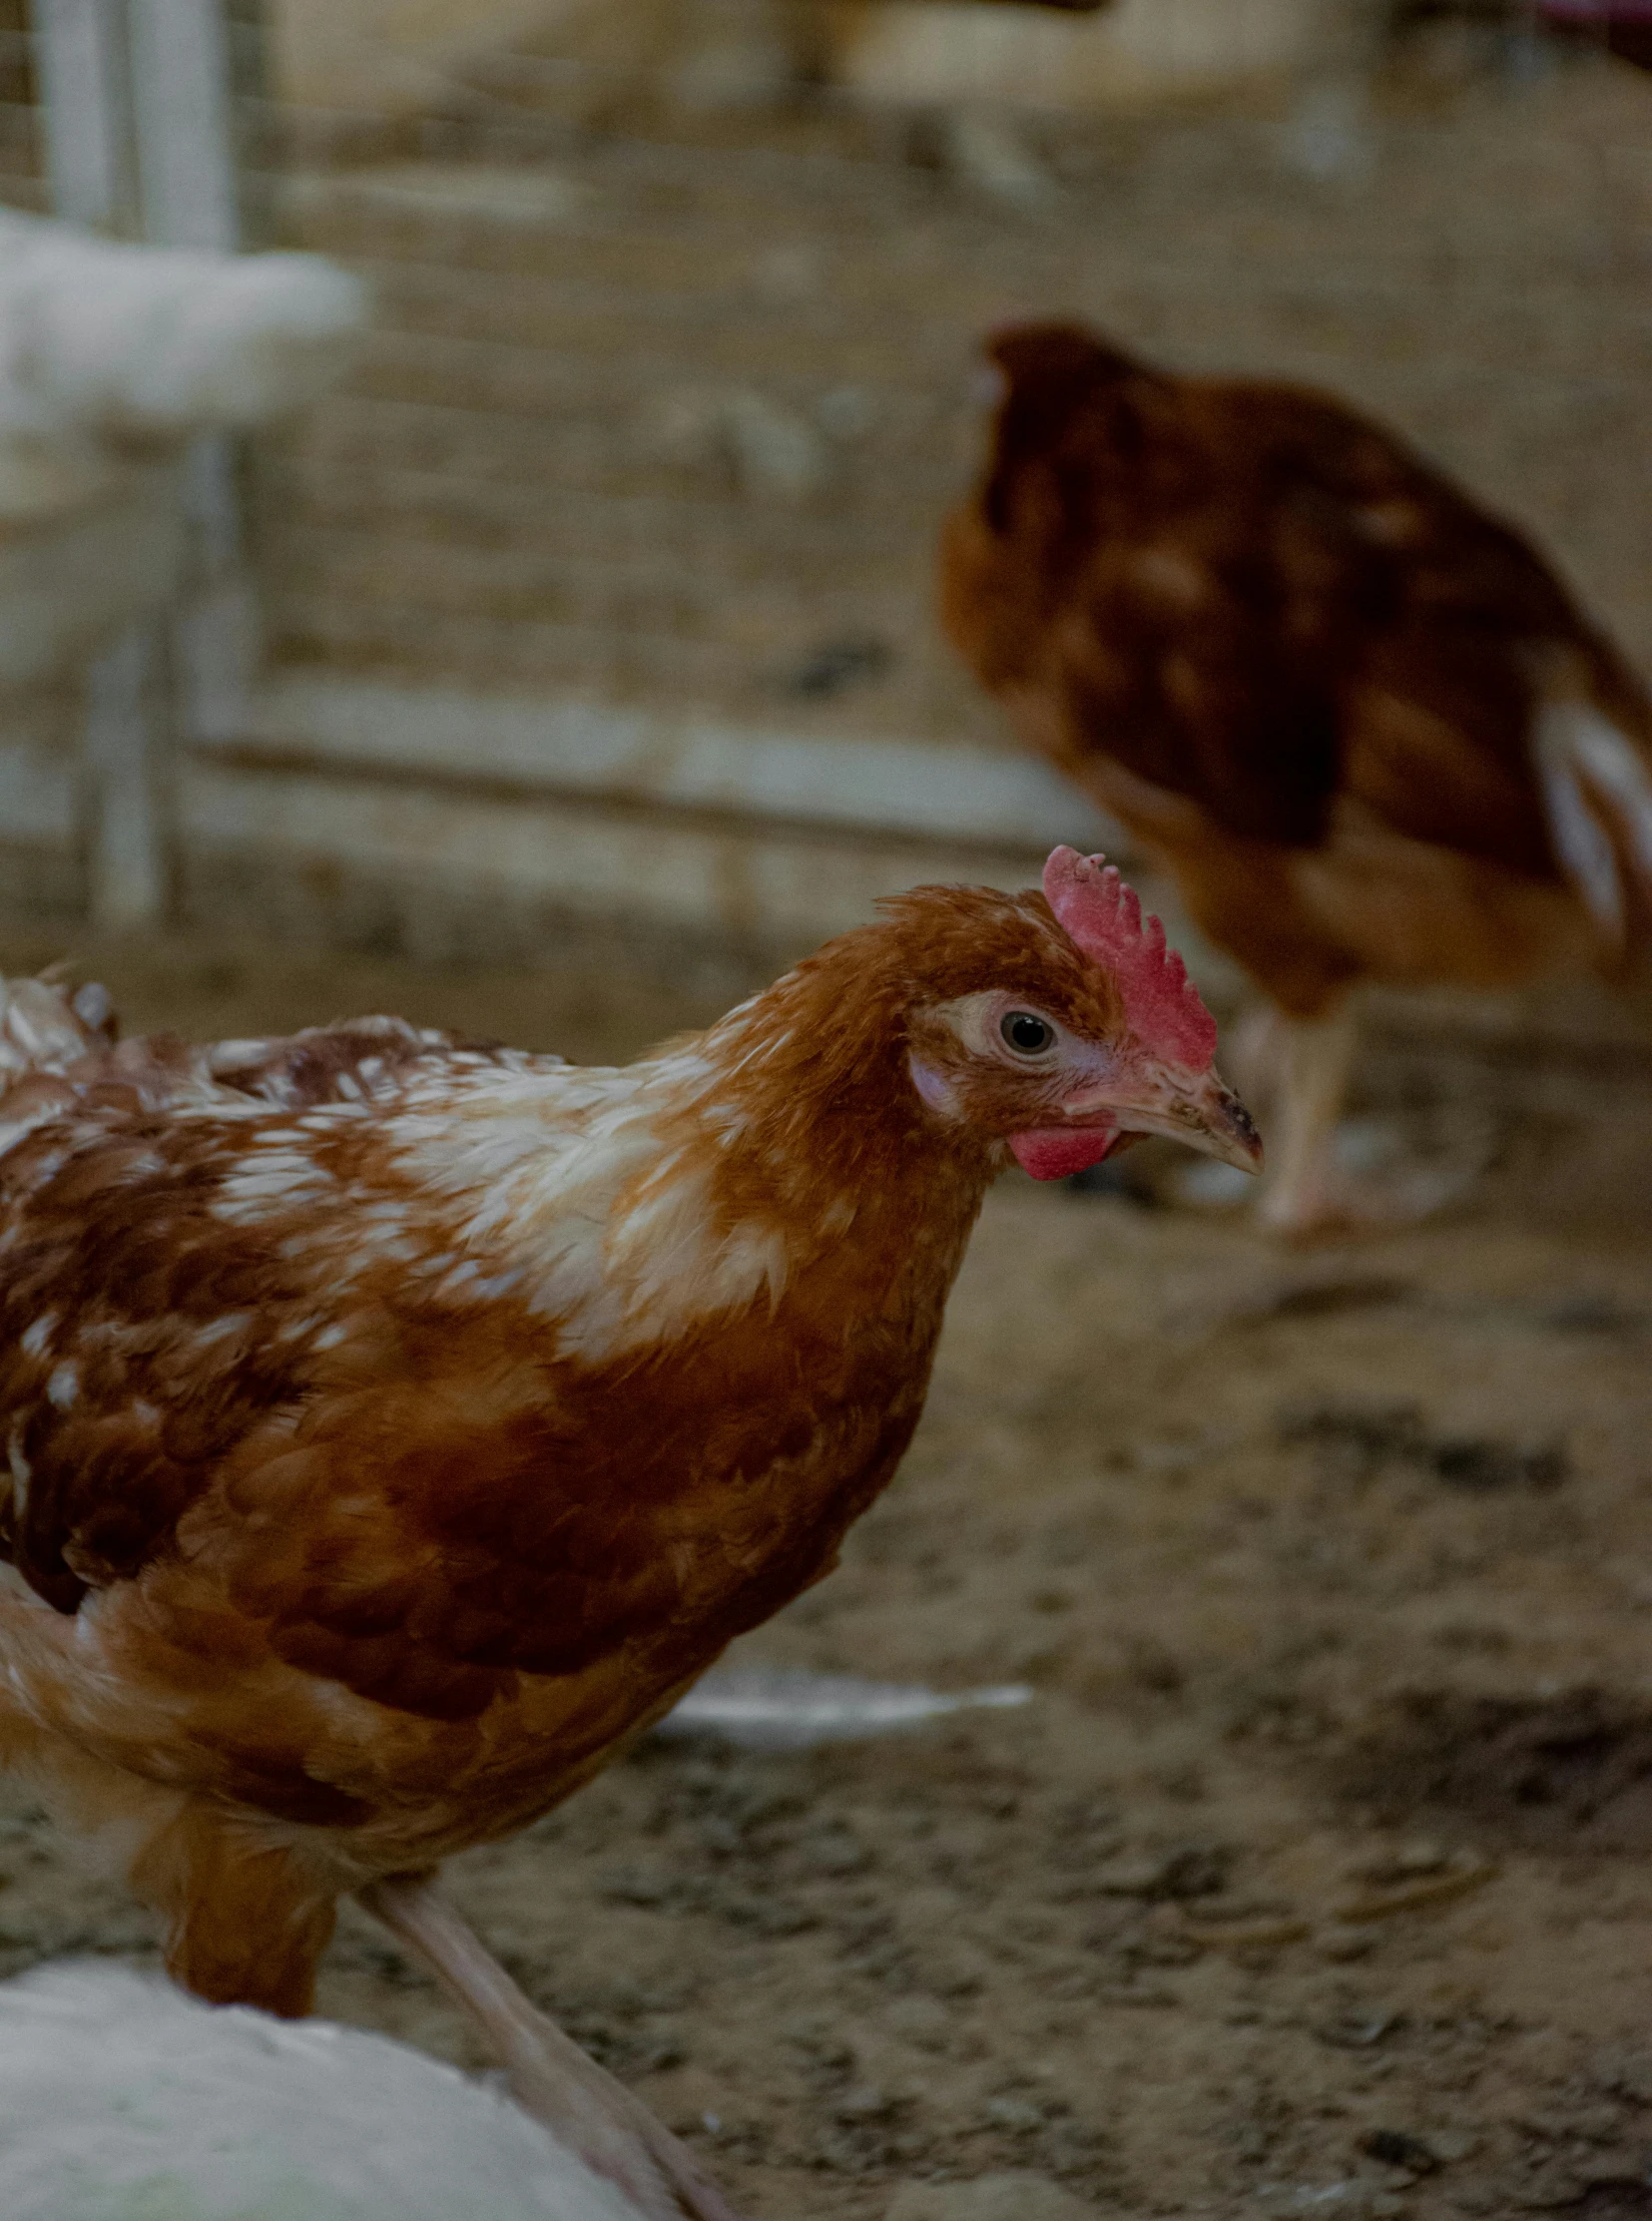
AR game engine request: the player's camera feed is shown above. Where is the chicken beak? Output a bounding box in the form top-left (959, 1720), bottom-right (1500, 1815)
top-left (1075, 1065), bottom-right (1264, 1174)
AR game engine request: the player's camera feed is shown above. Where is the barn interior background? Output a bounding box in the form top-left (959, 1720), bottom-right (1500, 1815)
top-left (1, 0), bottom-right (1647, 1022)
top-left (6, 14), bottom-right (1652, 2213)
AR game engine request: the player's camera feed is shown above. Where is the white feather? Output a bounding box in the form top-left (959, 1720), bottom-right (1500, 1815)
top-left (1569, 707), bottom-right (1652, 881)
top-left (1533, 697), bottom-right (1652, 945)
top-left (388, 1065), bottom-right (793, 1364)
top-left (0, 1960), bottom-right (646, 2221)
top-left (659, 1665), bottom-right (1032, 1750)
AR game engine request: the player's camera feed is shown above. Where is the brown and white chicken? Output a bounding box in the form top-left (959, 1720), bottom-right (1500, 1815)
top-left (941, 321), bottom-right (1652, 1233)
top-left (0, 852), bottom-right (1256, 2220)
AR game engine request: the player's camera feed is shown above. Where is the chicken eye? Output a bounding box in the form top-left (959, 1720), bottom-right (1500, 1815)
top-left (1000, 1011), bottom-right (1055, 1056)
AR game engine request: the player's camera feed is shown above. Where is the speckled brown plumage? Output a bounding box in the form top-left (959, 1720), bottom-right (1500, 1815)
top-left (0, 872), bottom-right (1253, 2022)
top-left (942, 322), bottom-right (1652, 1017)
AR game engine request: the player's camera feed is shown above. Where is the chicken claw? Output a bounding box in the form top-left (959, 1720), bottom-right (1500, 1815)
top-left (359, 1875), bottom-right (745, 2221)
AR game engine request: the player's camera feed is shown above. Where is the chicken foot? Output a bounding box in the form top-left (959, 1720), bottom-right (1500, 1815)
top-left (359, 1874), bottom-right (745, 2221)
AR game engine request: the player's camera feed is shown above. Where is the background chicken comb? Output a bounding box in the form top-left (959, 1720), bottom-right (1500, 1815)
top-left (1043, 846), bottom-right (1218, 1070)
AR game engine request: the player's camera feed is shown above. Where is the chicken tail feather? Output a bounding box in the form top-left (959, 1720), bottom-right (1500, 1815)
top-left (1532, 696), bottom-right (1652, 951)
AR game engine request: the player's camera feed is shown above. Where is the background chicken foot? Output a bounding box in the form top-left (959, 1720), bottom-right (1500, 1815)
top-left (359, 1874), bottom-right (745, 2221)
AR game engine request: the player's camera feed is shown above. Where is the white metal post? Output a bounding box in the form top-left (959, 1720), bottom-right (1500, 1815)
top-left (125, 0), bottom-right (239, 250)
top-left (31, 0), bottom-right (139, 233)
top-left (35, 0), bottom-right (164, 929)
top-left (81, 624), bottom-right (170, 927)
top-left (32, 0), bottom-right (254, 930)
top-left (129, 0), bottom-right (262, 761)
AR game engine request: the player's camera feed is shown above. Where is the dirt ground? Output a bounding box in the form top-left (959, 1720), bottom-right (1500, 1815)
top-left (0, 935), bottom-right (1649, 2220)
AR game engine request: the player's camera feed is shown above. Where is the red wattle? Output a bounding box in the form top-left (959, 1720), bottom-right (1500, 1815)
top-left (1009, 1128), bottom-right (1118, 1181)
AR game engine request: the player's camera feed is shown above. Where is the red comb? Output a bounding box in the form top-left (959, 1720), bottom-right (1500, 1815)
top-left (1042, 846), bottom-right (1217, 1069)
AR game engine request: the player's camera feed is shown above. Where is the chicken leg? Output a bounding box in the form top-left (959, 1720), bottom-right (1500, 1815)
top-left (1254, 1003), bottom-right (1359, 1237)
top-left (359, 1874), bottom-right (744, 2221)
top-left (1247, 1000), bottom-right (1489, 1237)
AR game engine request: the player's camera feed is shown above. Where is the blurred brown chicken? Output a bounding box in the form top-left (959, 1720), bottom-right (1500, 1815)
top-left (941, 321), bottom-right (1652, 1232)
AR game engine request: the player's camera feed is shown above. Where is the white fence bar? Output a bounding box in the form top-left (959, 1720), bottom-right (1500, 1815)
top-left (126, 0), bottom-right (239, 250)
top-left (32, 0), bottom-right (255, 928)
top-left (81, 625), bottom-right (169, 930)
top-left (35, 0), bottom-right (159, 928)
top-left (32, 0), bottom-right (138, 233)
top-left (129, 0), bottom-right (260, 766)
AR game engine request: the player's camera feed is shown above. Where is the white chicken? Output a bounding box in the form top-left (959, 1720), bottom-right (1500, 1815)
top-left (0, 1957), bottom-right (649, 2221)
top-left (0, 209), bottom-right (366, 689)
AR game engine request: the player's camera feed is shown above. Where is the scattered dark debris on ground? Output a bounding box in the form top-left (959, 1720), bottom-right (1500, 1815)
top-left (1343, 1689), bottom-right (1652, 1855)
top-left (781, 636), bottom-right (895, 701)
top-left (1280, 1399), bottom-right (1570, 1493)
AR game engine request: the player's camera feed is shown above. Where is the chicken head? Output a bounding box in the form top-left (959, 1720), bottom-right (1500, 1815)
top-left (903, 845), bottom-right (1262, 1183)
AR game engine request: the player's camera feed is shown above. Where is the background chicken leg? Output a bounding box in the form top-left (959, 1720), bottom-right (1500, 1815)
top-left (360, 1875), bottom-right (744, 2221)
top-left (1244, 1000), bottom-right (1489, 1237)
top-left (1253, 1004), bottom-right (1359, 1237)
